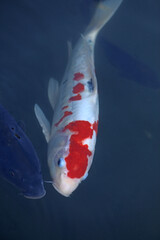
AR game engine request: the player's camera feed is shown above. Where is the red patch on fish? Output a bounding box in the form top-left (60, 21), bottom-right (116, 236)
top-left (55, 111), bottom-right (72, 127)
top-left (73, 72), bottom-right (84, 81)
top-left (93, 120), bottom-right (98, 136)
top-left (62, 105), bottom-right (68, 110)
top-left (73, 83), bottom-right (84, 94)
top-left (63, 120), bottom-right (95, 178)
top-left (69, 94), bottom-right (82, 101)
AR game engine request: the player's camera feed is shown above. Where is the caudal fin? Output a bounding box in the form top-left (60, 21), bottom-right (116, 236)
top-left (85, 0), bottom-right (123, 41)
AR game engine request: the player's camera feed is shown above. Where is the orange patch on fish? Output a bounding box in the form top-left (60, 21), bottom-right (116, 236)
top-left (69, 94), bottom-right (82, 101)
top-left (73, 83), bottom-right (84, 94)
top-left (63, 120), bottom-right (98, 179)
top-left (55, 111), bottom-right (72, 127)
top-left (62, 105), bottom-right (68, 110)
top-left (93, 120), bottom-right (98, 136)
top-left (73, 72), bottom-right (84, 81)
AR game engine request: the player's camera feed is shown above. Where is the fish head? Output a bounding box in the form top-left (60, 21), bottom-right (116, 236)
top-left (52, 163), bottom-right (80, 197)
top-left (0, 106), bottom-right (46, 199)
top-left (0, 141), bottom-right (46, 199)
top-left (22, 174), bottom-right (46, 199)
top-left (10, 127), bottom-right (46, 199)
top-left (48, 133), bottom-right (81, 197)
top-left (0, 152), bottom-right (46, 199)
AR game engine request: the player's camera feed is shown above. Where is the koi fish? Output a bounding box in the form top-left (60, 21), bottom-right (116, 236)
top-left (0, 104), bottom-right (46, 199)
top-left (34, 0), bottom-right (123, 196)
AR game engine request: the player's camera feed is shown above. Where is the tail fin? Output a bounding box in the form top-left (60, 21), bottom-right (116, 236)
top-left (85, 0), bottom-right (123, 40)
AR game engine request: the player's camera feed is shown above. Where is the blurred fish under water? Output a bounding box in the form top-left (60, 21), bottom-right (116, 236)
top-left (0, 104), bottom-right (46, 199)
top-left (100, 38), bottom-right (160, 88)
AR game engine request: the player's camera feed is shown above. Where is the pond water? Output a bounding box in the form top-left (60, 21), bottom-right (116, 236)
top-left (0, 0), bottom-right (160, 239)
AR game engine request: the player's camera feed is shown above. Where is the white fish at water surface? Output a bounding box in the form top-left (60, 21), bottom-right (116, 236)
top-left (34, 0), bottom-right (123, 197)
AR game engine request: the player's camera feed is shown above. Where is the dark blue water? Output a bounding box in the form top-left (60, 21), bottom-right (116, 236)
top-left (0, 0), bottom-right (160, 239)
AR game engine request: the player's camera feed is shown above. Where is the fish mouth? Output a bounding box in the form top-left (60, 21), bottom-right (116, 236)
top-left (23, 189), bottom-right (46, 199)
top-left (53, 182), bottom-right (71, 197)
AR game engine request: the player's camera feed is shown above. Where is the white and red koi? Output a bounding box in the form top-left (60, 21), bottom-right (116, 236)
top-left (34, 0), bottom-right (123, 196)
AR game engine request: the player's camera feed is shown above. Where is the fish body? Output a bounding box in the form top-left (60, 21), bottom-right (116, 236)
top-left (35, 0), bottom-right (123, 196)
top-left (0, 104), bottom-right (46, 199)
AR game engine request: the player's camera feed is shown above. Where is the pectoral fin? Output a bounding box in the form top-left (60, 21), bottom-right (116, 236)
top-left (48, 78), bottom-right (59, 110)
top-left (34, 104), bottom-right (50, 142)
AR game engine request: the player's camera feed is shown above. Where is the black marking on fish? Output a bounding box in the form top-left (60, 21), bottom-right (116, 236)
top-left (87, 79), bottom-right (94, 92)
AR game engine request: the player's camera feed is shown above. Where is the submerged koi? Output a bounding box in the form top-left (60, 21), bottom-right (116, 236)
top-left (34, 0), bottom-right (123, 196)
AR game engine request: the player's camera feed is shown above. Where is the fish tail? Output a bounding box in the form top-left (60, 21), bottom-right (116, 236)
top-left (85, 0), bottom-right (123, 41)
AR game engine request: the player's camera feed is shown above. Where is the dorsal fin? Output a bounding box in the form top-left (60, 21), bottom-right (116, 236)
top-left (48, 78), bottom-right (59, 110)
top-left (34, 104), bottom-right (50, 142)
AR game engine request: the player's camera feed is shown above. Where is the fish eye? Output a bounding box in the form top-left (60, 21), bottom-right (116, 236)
top-left (57, 158), bottom-right (65, 168)
top-left (10, 126), bottom-right (21, 139)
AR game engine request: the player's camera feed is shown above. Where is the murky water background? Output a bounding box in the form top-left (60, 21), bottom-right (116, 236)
top-left (0, 0), bottom-right (160, 239)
